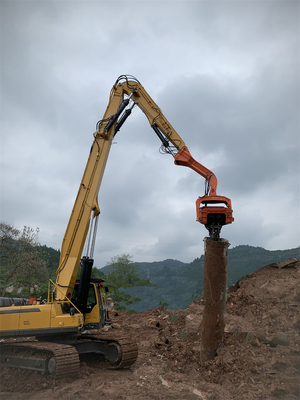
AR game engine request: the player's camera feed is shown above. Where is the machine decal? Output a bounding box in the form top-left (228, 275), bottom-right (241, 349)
top-left (0, 308), bottom-right (41, 315)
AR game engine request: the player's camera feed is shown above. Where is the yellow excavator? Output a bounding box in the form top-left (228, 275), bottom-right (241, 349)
top-left (0, 75), bottom-right (233, 377)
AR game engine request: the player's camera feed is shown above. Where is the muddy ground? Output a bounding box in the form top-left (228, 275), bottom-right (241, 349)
top-left (1, 259), bottom-right (299, 400)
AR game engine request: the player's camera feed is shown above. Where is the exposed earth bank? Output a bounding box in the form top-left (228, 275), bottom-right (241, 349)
top-left (1, 259), bottom-right (299, 400)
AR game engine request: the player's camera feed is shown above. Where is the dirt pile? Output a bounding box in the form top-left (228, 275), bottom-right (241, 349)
top-left (1, 259), bottom-right (299, 400)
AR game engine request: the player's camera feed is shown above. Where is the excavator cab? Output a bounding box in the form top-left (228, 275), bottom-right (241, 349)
top-left (72, 279), bottom-right (111, 330)
top-left (196, 195), bottom-right (234, 240)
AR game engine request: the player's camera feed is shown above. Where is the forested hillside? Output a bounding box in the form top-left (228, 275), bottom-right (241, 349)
top-left (1, 221), bottom-right (298, 312)
top-left (31, 245), bottom-right (300, 311)
top-left (100, 245), bottom-right (300, 312)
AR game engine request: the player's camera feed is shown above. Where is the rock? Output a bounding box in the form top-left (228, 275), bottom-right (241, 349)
top-left (269, 333), bottom-right (290, 347)
top-left (146, 319), bottom-right (161, 329)
top-left (270, 258), bottom-right (298, 269)
top-left (154, 336), bottom-right (171, 348)
top-left (185, 313), bottom-right (202, 333)
top-left (111, 323), bottom-right (121, 329)
top-left (192, 388), bottom-right (207, 398)
top-left (176, 309), bottom-right (190, 317)
top-left (222, 350), bottom-right (234, 365)
top-left (159, 377), bottom-right (173, 388)
top-left (188, 301), bottom-right (204, 314)
top-left (227, 280), bottom-right (241, 294)
top-left (131, 324), bottom-right (141, 329)
top-left (255, 330), bottom-right (267, 343)
top-left (224, 315), bottom-right (253, 332)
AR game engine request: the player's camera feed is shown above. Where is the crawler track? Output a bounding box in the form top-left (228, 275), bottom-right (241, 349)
top-left (0, 340), bottom-right (80, 378)
top-left (1, 332), bottom-right (138, 377)
top-left (81, 332), bottom-right (138, 368)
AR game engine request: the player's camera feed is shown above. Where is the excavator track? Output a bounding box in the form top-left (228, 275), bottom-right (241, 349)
top-left (0, 340), bottom-right (80, 378)
top-left (81, 331), bottom-right (138, 368)
top-left (0, 332), bottom-right (138, 377)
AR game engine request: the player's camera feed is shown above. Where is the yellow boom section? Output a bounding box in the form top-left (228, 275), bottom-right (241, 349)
top-left (122, 80), bottom-right (186, 151)
top-left (55, 78), bottom-right (187, 300)
top-left (55, 84), bottom-right (123, 299)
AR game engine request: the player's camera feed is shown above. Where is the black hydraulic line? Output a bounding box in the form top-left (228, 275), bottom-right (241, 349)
top-left (114, 107), bottom-right (133, 136)
top-left (152, 124), bottom-right (169, 148)
top-left (103, 98), bottom-right (130, 134)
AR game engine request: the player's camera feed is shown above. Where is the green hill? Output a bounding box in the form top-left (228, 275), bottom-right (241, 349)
top-left (40, 244), bottom-right (299, 312)
top-left (100, 245), bottom-right (299, 312)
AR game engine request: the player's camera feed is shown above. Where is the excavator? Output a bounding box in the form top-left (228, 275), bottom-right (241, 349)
top-left (0, 75), bottom-right (233, 377)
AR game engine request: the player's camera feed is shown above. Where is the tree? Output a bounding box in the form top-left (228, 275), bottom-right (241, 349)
top-left (108, 254), bottom-right (141, 288)
top-left (105, 254), bottom-right (152, 311)
top-left (159, 300), bottom-right (170, 308)
top-left (0, 222), bottom-right (48, 297)
top-left (40, 245), bottom-right (60, 281)
top-left (91, 266), bottom-right (105, 279)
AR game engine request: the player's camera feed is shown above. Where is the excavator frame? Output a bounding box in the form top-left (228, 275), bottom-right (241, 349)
top-left (0, 75), bottom-right (233, 377)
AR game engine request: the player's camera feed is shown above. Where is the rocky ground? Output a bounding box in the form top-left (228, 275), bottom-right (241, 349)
top-left (1, 259), bottom-right (299, 400)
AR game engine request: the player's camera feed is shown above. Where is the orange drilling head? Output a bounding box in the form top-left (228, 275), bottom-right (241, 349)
top-left (196, 195), bottom-right (234, 240)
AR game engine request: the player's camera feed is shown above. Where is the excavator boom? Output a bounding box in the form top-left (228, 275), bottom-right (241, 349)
top-left (55, 75), bottom-right (234, 301)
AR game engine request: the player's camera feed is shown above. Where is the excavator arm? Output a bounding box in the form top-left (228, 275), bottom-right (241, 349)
top-left (55, 75), bottom-right (234, 302)
top-left (118, 75), bottom-right (234, 237)
top-left (117, 76), bottom-right (220, 195)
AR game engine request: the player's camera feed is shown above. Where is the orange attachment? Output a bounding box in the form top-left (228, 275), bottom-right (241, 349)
top-left (196, 195), bottom-right (234, 227)
top-left (174, 147), bottom-right (218, 196)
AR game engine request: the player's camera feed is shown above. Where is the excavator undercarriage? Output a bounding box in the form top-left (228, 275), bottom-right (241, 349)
top-left (0, 332), bottom-right (138, 377)
top-left (0, 279), bottom-right (138, 377)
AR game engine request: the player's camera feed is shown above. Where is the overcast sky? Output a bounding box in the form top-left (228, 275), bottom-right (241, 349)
top-left (1, 1), bottom-right (299, 268)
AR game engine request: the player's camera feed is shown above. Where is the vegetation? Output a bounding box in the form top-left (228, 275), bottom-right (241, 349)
top-left (0, 222), bottom-right (153, 312)
top-left (103, 254), bottom-right (154, 311)
top-left (1, 222), bottom-right (299, 312)
top-left (39, 244), bottom-right (60, 281)
top-left (0, 222), bottom-right (48, 297)
top-left (101, 246), bottom-right (300, 311)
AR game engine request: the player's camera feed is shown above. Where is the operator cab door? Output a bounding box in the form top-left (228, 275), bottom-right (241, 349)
top-left (84, 283), bottom-right (105, 328)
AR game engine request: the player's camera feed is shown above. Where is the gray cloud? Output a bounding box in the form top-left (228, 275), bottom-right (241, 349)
top-left (1, 1), bottom-right (299, 268)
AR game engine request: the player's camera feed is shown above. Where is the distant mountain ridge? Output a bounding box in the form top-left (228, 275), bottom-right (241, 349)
top-left (100, 245), bottom-right (300, 312)
top-left (41, 244), bottom-right (299, 312)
